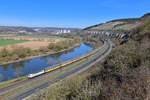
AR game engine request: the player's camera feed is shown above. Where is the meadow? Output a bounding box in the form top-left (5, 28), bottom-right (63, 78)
top-left (0, 40), bottom-right (28, 46)
top-left (21, 35), bottom-right (63, 39)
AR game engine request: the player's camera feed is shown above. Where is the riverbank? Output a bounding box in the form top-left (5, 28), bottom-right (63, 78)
top-left (0, 76), bottom-right (27, 89)
top-left (0, 43), bottom-right (81, 66)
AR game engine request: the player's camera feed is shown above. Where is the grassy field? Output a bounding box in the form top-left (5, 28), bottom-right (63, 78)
top-left (14, 35), bottom-right (64, 39)
top-left (25, 35), bottom-right (62, 38)
top-left (0, 40), bottom-right (28, 46)
top-left (0, 34), bottom-right (64, 39)
top-left (0, 77), bottom-right (27, 89)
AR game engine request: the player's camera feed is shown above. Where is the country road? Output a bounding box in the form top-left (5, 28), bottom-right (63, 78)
top-left (0, 40), bottom-right (112, 100)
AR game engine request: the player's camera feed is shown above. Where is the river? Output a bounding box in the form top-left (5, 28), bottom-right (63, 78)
top-left (0, 43), bottom-right (93, 82)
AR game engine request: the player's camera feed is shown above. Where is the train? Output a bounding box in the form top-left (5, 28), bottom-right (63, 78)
top-left (27, 40), bottom-right (106, 78)
top-left (28, 70), bottom-right (45, 78)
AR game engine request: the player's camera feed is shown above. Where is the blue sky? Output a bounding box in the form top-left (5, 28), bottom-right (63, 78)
top-left (0, 0), bottom-right (150, 28)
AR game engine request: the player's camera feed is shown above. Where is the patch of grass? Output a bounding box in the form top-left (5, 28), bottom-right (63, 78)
top-left (0, 76), bottom-right (27, 89)
top-left (19, 35), bottom-right (63, 39)
top-left (0, 37), bottom-right (82, 64)
top-left (29, 73), bottom-right (100, 100)
top-left (0, 40), bottom-right (28, 46)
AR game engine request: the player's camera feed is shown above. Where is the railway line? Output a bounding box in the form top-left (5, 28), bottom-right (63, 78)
top-left (27, 40), bottom-right (106, 79)
top-left (0, 40), bottom-right (112, 100)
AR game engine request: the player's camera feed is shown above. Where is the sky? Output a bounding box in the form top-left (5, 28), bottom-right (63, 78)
top-left (0, 0), bottom-right (150, 28)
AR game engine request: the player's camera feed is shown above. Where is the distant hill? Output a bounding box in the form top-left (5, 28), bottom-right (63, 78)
top-left (0, 26), bottom-right (81, 35)
top-left (84, 13), bottom-right (150, 32)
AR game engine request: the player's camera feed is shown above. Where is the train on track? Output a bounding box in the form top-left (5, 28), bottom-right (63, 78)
top-left (28, 40), bottom-right (106, 78)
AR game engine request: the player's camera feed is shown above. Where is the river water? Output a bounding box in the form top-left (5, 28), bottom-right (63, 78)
top-left (0, 43), bottom-right (93, 82)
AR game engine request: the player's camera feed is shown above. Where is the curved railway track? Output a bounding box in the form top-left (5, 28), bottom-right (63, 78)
top-left (0, 40), bottom-right (112, 100)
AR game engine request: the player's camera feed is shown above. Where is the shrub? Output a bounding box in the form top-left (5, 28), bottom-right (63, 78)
top-left (0, 48), bottom-right (9, 57)
top-left (30, 19), bottom-right (150, 100)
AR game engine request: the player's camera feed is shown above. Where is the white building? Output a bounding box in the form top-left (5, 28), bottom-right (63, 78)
top-left (57, 29), bottom-right (71, 34)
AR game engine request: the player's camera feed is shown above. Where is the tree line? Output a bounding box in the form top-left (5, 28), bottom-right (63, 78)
top-left (0, 37), bottom-right (82, 64)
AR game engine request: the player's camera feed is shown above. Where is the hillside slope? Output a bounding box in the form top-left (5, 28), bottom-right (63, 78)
top-left (84, 13), bottom-right (150, 32)
top-left (91, 18), bottom-right (150, 100)
top-left (29, 13), bottom-right (150, 100)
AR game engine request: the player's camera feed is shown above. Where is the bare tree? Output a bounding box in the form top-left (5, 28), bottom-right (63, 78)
top-left (47, 60), bottom-right (55, 66)
top-left (0, 73), bottom-right (3, 81)
top-left (14, 65), bottom-right (22, 78)
top-left (56, 59), bottom-right (64, 64)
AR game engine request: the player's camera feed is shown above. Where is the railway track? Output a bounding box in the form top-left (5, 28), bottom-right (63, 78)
top-left (0, 40), bottom-right (112, 100)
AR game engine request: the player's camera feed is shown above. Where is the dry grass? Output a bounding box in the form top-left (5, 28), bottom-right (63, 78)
top-left (29, 19), bottom-right (150, 100)
top-left (0, 41), bottom-right (51, 51)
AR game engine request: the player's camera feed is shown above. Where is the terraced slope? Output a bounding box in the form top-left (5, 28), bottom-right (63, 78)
top-left (84, 13), bottom-right (150, 32)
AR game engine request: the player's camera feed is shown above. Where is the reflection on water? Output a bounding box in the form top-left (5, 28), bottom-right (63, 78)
top-left (0, 43), bottom-right (93, 82)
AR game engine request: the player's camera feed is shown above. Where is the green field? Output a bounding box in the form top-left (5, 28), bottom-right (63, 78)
top-left (27, 35), bottom-right (62, 38)
top-left (16, 35), bottom-right (64, 39)
top-left (0, 40), bottom-right (28, 46)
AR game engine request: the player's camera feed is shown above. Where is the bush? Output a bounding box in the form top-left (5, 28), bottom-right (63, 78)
top-left (0, 48), bottom-right (9, 57)
top-left (0, 37), bottom-right (82, 63)
top-left (30, 19), bottom-right (150, 100)
top-left (30, 75), bottom-right (100, 100)
top-left (48, 38), bottom-right (82, 52)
